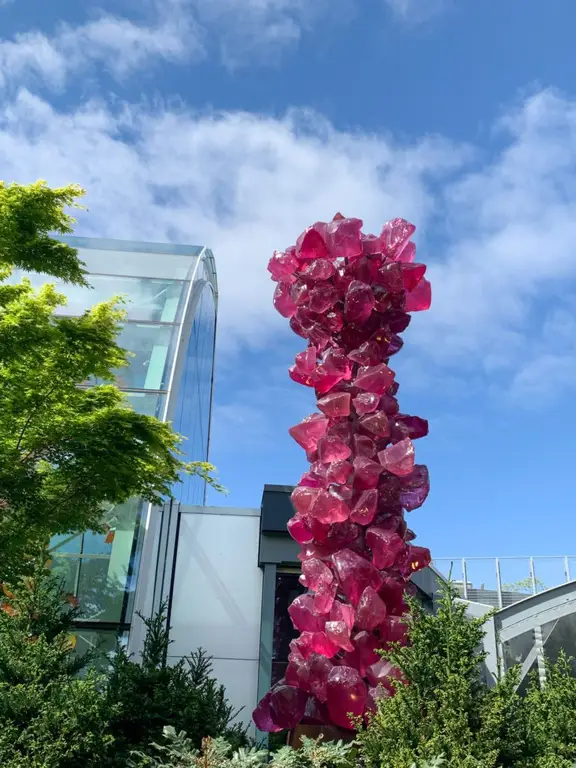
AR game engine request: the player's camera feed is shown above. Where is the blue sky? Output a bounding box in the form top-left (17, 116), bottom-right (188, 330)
top-left (2, 0), bottom-right (576, 567)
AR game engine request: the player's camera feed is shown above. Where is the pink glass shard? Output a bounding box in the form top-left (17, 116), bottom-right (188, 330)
top-left (291, 281), bottom-right (310, 306)
top-left (326, 216), bottom-right (363, 259)
top-left (401, 262), bottom-right (427, 291)
top-left (353, 392), bottom-right (380, 415)
top-left (326, 621), bottom-right (354, 652)
top-left (332, 548), bottom-right (384, 606)
top-left (353, 457), bottom-right (383, 490)
top-left (309, 283), bottom-right (340, 313)
top-left (326, 666), bottom-right (368, 729)
top-left (293, 632), bottom-right (339, 659)
top-left (345, 281), bottom-right (375, 324)
top-left (323, 348), bottom-right (352, 379)
top-left (378, 438), bottom-right (415, 477)
top-left (273, 282), bottom-right (297, 318)
top-left (269, 685), bottom-right (309, 730)
top-left (300, 558), bottom-right (332, 591)
top-left (405, 277), bottom-right (431, 312)
top-left (398, 241), bottom-right (416, 264)
top-left (350, 489), bottom-right (378, 525)
top-left (289, 413), bottom-right (328, 451)
top-left (380, 218), bottom-right (416, 260)
top-left (342, 631), bottom-right (381, 677)
top-left (362, 233), bottom-right (382, 255)
top-left (302, 258), bottom-right (336, 281)
top-left (378, 333), bottom-right (404, 358)
top-left (380, 577), bottom-right (408, 616)
top-left (380, 616), bottom-right (409, 645)
top-left (366, 659), bottom-right (404, 692)
top-left (286, 655), bottom-right (310, 689)
top-left (310, 490), bottom-right (350, 524)
top-left (355, 364), bottom-right (395, 395)
top-left (268, 250), bottom-right (299, 282)
top-left (348, 341), bottom-right (381, 366)
top-left (356, 586), bottom-right (388, 631)
top-left (399, 544), bottom-right (432, 576)
top-left (377, 262), bottom-right (403, 293)
top-left (379, 394), bottom-right (400, 415)
top-left (307, 654), bottom-right (333, 702)
top-left (317, 435), bottom-right (352, 463)
top-left (366, 526), bottom-right (407, 569)
top-left (400, 464), bottom-right (430, 511)
top-left (294, 346), bottom-right (317, 375)
top-left (302, 697), bottom-right (330, 724)
top-left (288, 516), bottom-right (314, 544)
top-left (289, 594), bottom-right (325, 633)
top-left (299, 470), bottom-right (324, 488)
top-left (291, 486), bottom-right (320, 516)
top-left (325, 309), bottom-right (344, 332)
top-left (328, 420), bottom-right (354, 445)
top-left (252, 690), bottom-right (283, 733)
top-left (353, 435), bottom-right (377, 458)
top-left (317, 392), bottom-right (351, 419)
top-left (296, 227), bottom-right (329, 260)
top-left (326, 460), bottom-right (353, 485)
top-left (308, 323), bottom-right (331, 351)
top-left (392, 415), bottom-right (429, 441)
top-left (359, 411), bottom-right (390, 438)
top-left (289, 366), bottom-right (316, 387)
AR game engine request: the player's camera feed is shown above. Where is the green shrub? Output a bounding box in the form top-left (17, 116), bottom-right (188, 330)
top-left (105, 605), bottom-right (247, 765)
top-left (356, 581), bottom-right (529, 768)
top-left (130, 732), bottom-right (354, 768)
top-left (0, 556), bottom-right (112, 767)
top-left (129, 727), bottom-right (268, 768)
top-left (524, 652), bottom-right (576, 767)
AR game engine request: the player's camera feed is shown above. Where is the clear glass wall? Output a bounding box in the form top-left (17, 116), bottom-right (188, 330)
top-left (16, 237), bottom-right (217, 630)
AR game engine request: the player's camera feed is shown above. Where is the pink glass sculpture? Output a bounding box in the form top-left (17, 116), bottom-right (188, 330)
top-left (254, 214), bottom-right (432, 734)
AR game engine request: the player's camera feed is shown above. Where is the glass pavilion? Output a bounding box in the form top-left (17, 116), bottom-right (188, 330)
top-left (15, 236), bottom-right (218, 653)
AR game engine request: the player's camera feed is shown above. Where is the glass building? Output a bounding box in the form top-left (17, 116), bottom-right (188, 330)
top-left (15, 236), bottom-right (218, 653)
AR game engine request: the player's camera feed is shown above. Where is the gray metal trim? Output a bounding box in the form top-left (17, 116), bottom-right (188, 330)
top-left (179, 505), bottom-right (260, 518)
top-left (61, 235), bottom-right (205, 257)
top-left (256, 563), bottom-right (277, 743)
top-left (259, 533), bottom-right (300, 568)
top-left (495, 579), bottom-right (576, 642)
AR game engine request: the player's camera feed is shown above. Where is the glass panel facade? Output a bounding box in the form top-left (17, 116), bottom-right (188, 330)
top-left (43, 237), bottom-right (217, 643)
top-left (174, 278), bottom-right (217, 505)
top-left (124, 391), bottom-right (166, 418)
top-left (110, 323), bottom-right (177, 391)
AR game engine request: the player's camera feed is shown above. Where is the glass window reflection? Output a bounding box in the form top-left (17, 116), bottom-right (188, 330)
top-left (124, 391), bottom-right (166, 418)
top-left (173, 279), bottom-right (216, 505)
top-left (95, 323), bottom-right (176, 391)
top-left (58, 276), bottom-right (187, 323)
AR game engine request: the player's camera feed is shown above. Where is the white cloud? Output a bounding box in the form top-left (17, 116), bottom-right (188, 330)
top-left (0, 0), bottom-right (204, 91)
top-left (0, 0), bottom-right (345, 86)
top-left (1, 87), bottom-right (576, 398)
top-left (192, 0), bottom-right (348, 67)
top-left (383, 0), bottom-right (452, 23)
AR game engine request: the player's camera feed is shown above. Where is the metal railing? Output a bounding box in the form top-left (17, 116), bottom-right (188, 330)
top-left (432, 556), bottom-right (576, 609)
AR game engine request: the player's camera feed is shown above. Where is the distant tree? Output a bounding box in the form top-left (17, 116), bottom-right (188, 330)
top-left (0, 181), bottom-right (222, 580)
top-left (502, 578), bottom-right (546, 594)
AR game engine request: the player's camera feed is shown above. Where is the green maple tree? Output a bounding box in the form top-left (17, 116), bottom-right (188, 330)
top-left (0, 180), bottom-right (221, 580)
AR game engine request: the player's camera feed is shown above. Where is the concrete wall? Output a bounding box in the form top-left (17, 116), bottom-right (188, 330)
top-left (169, 506), bottom-right (263, 735)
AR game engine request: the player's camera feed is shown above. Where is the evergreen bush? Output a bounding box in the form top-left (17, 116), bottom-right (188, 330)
top-left (356, 581), bottom-right (529, 768)
top-left (105, 605), bottom-right (248, 765)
